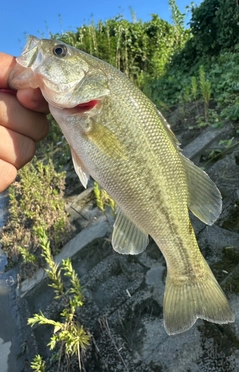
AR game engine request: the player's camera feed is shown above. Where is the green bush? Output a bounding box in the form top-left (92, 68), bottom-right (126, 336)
top-left (171, 0), bottom-right (239, 70)
top-left (1, 159), bottom-right (70, 274)
top-left (53, 9), bottom-right (189, 83)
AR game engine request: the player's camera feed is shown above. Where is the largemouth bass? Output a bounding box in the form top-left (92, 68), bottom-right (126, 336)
top-left (9, 36), bottom-right (234, 334)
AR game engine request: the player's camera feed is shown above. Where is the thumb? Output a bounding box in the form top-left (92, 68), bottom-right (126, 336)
top-left (17, 88), bottom-right (49, 114)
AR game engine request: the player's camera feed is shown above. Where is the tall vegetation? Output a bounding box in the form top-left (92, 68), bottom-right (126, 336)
top-left (144, 0), bottom-right (239, 121)
top-left (172, 0), bottom-right (239, 70)
top-left (54, 3), bottom-right (190, 84)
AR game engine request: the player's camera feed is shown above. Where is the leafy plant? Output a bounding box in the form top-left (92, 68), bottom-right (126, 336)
top-left (54, 12), bottom-right (190, 83)
top-left (206, 137), bottom-right (235, 162)
top-left (191, 76), bottom-right (198, 101)
top-left (38, 227), bottom-right (65, 298)
top-left (31, 354), bottom-right (46, 372)
top-left (218, 137), bottom-right (235, 150)
top-left (169, 0), bottom-right (187, 50)
top-left (199, 65), bottom-right (211, 123)
top-left (94, 182), bottom-right (116, 212)
top-left (0, 158), bottom-right (70, 275)
top-left (171, 0), bottom-right (239, 70)
top-left (220, 104), bottom-right (239, 122)
top-left (28, 230), bottom-right (90, 371)
top-left (18, 247), bottom-right (38, 265)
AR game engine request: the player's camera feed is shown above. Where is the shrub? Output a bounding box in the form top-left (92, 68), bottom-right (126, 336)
top-left (1, 159), bottom-right (70, 274)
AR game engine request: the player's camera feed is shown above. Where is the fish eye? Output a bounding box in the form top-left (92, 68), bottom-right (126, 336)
top-left (53, 44), bottom-right (67, 57)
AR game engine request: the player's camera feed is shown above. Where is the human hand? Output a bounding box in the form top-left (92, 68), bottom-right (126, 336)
top-left (0, 52), bottom-right (49, 193)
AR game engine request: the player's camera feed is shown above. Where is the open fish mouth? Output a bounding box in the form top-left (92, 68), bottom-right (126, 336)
top-left (73, 99), bottom-right (99, 112)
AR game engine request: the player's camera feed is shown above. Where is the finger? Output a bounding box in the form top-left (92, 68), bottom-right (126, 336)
top-left (0, 53), bottom-right (16, 89)
top-left (0, 126), bottom-right (36, 169)
top-left (17, 88), bottom-right (49, 114)
top-left (0, 159), bottom-right (17, 193)
top-left (0, 92), bottom-right (49, 141)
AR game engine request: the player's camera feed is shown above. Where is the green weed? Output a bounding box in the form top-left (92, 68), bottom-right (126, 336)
top-left (191, 76), bottom-right (198, 101)
top-left (31, 354), bottom-right (46, 372)
top-left (0, 158), bottom-right (70, 276)
top-left (18, 247), bottom-right (38, 265)
top-left (205, 137), bottom-right (236, 163)
top-left (199, 65), bottom-right (211, 123)
top-left (220, 104), bottom-right (239, 122)
top-left (94, 182), bottom-right (116, 212)
top-left (28, 230), bottom-right (90, 371)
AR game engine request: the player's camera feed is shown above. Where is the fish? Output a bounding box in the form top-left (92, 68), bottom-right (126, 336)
top-left (9, 35), bottom-right (235, 335)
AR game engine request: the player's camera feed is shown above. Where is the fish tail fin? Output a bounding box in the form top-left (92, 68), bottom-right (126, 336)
top-left (163, 266), bottom-right (235, 335)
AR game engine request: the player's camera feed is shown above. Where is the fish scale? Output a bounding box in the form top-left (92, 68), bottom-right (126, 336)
top-left (9, 35), bottom-right (235, 335)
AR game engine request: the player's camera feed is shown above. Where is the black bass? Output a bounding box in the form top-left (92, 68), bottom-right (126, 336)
top-left (9, 36), bottom-right (234, 334)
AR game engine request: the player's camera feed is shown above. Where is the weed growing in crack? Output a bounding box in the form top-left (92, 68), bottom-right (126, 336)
top-left (28, 229), bottom-right (90, 371)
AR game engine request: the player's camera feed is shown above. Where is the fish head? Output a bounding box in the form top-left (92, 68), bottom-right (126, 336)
top-left (9, 35), bottom-right (110, 109)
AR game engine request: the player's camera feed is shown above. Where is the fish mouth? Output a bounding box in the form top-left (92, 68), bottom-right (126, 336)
top-left (49, 98), bottom-right (101, 114)
top-left (74, 100), bottom-right (99, 111)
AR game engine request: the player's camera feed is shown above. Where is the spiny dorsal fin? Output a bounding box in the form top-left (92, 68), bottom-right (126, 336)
top-left (112, 208), bottom-right (149, 255)
top-left (182, 155), bottom-right (222, 225)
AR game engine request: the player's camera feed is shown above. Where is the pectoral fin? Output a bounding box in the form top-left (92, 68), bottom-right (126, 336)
top-left (182, 155), bottom-right (222, 225)
top-left (71, 148), bottom-right (89, 188)
top-left (112, 208), bottom-right (149, 255)
top-left (87, 122), bottom-right (128, 160)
